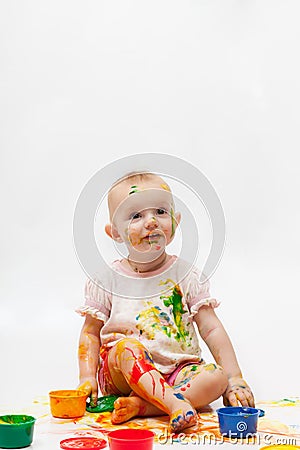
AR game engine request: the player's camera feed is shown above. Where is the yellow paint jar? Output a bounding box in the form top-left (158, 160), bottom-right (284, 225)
top-left (49, 389), bottom-right (89, 418)
top-left (260, 446), bottom-right (300, 450)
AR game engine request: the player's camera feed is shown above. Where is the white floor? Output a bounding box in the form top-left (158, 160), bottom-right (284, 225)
top-left (1, 396), bottom-right (299, 450)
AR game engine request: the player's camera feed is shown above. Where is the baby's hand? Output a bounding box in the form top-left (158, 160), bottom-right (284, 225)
top-left (223, 376), bottom-right (255, 407)
top-left (78, 377), bottom-right (98, 407)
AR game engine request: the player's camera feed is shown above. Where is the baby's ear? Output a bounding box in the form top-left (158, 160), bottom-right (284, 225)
top-left (105, 223), bottom-right (123, 242)
top-left (170, 211), bottom-right (181, 239)
top-left (175, 211), bottom-right (181, 225)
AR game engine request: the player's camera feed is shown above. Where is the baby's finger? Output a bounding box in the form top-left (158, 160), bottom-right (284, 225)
top-left (227, 391), bottom-right (239, 407)
top-left (245, 390), bottom-right (255, 407)
top-left (237, 392), bottom-right (250, 407)
top-left (223, 395), bottom-right (230, 406)
top-left (78, 380), bottom-right (92, 395)
top-left (90, 394), bottom-right (98, 407)
top-left (238, 387), bottom-right (254, 407)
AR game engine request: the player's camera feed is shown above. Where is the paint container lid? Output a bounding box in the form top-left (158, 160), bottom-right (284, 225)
top-left (60, 437), bottom-right (107, 449)
top-left (86, 395), bottom-right (119, 413)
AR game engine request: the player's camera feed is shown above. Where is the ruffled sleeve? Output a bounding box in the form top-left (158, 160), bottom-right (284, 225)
top-left (75, 277), bottom-right (112, 323)
top-left (184, 268), bottom-right (220, 317)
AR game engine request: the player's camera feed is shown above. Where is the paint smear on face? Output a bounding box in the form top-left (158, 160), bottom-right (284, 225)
top-left (128, 229), bottom-right (143, 246)
top-left (170, 207), bottom-right (176, 237)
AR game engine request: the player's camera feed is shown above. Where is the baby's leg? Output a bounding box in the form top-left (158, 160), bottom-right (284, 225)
top-left (112, 362), bottom-right (227, 425)
top-left (173, 362), bottom-right (228, 408)
top-left (107, 338), bottom-right (197, 432)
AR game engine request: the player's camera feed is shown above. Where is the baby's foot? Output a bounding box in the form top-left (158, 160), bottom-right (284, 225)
top-left (170, 401), bottom-right (198, 433)
top-left (111, 396), bottom-right (144, 424)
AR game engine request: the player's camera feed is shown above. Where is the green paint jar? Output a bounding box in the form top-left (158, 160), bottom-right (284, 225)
top-left (0, 415), bottom-right (36, 448)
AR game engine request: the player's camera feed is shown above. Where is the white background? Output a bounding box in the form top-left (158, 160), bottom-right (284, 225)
top-left (1, 1), bottom-right (299, 408)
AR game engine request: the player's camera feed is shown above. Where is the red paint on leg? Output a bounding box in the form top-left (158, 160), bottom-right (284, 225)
top-left (159, 377), bottom-right (167, 398)
top-left (125, 347), bottom-right (157, 391)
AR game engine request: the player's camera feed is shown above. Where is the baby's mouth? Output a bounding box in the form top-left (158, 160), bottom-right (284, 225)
top-left (143, 233), bottom-right (161, 242)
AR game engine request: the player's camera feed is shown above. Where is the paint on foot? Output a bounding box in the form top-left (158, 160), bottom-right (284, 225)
top-left (170, 408), bottom-right (197, 432)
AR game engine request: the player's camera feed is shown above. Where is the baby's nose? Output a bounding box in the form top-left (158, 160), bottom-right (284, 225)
top-left (145, 214), bottom-right (158, 229)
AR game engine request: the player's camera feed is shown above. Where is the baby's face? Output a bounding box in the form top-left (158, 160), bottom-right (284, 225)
top-left (107, 177), bottom-right (180, 256)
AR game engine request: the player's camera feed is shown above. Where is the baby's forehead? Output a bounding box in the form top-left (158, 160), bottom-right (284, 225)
top-left (108, 179), bottom-right (173, 219)
top-left (109, 177), bottom-right (169, 202)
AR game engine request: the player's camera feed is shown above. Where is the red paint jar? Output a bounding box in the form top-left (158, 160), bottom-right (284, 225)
top-left (108, 429), bottom-right (155, 450)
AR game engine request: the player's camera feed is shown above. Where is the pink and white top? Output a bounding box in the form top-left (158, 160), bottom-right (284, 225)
top-left (76, 256), bottom-right (219, 374)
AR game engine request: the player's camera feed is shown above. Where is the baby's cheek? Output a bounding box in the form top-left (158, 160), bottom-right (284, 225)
top-left (161, 226), bottom-right (172, 241)
top-left (128, 229), bottom-right (142, 247)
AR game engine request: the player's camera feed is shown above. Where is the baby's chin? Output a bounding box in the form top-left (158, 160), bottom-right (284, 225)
top-left (127, 245), bottom-right (166, 261)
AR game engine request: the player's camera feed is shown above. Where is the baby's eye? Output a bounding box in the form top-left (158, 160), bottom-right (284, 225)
top-left (157, 208), bottom-right (167, 215)
top-left (130, 212), bottom-right (142, 220)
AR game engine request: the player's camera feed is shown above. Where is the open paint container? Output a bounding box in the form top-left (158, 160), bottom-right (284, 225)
top-left (49, 389), bottom-right (89, 418)
top-left (0, 415), bottom-right (36, 448)
top-left (216, 407), bottom-right (265, 438)
top-left (108, 429), bottom-right (155, 450)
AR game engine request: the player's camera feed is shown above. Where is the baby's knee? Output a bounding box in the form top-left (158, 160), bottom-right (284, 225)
top-left (114, 337), bottom-right (147, 353)
top-left (203, 364), bottom-right (228, 390)
top-left (213, 365), bottom-right (228, 393)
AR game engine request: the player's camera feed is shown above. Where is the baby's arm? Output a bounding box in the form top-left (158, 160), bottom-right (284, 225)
top-left (78, 314), bottom-right (103, 405)
top-left (194, 305), bottom-right (255, 407)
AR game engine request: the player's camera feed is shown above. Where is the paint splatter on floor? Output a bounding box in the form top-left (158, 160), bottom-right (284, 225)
top-left (1, 397), bottom-right (299, 446)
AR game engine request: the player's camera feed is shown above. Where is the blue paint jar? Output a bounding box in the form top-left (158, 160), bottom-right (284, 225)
top-left (216, 407), bottom-right (265, 438)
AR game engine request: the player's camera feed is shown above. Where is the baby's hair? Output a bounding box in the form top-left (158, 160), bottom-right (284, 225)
top-left (110, 170), bottom-right (158, 190)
